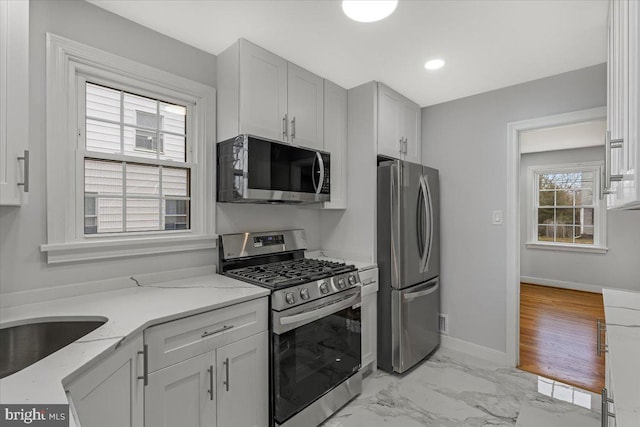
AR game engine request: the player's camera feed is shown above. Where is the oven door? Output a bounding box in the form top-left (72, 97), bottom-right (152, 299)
top-left (272, 286), bottom-right (361, 425)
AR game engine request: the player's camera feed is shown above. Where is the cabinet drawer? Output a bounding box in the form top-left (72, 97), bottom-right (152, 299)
top-left (145, 297), bottom-right (268, 372)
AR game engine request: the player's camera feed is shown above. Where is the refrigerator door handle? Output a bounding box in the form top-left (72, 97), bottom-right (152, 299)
top-left (403, 281), bottom-right (440, 301)
top-left (418, 175), bottom-right (432, 272)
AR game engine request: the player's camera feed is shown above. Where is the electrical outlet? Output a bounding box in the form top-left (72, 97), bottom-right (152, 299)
top-left (438, 313), bottom-right (449, 335)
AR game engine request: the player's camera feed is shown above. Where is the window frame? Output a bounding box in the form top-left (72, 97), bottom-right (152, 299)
top-left (42, 33), bottom-right (216, 264)
top-left (526, 161), bottom-right (607, 254)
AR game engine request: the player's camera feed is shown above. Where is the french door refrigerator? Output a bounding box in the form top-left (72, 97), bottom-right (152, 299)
top-left (377, 159), bottom-right (440, 374)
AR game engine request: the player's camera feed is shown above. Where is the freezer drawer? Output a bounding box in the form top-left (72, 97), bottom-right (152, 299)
top-left (391, 278), bottom-right (440, 373)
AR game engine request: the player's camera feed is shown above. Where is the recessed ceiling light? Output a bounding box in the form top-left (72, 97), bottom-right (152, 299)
top-left (342, 0), bottom-right (398, 23)
top-left (424, 59), bottom-right (445, 71)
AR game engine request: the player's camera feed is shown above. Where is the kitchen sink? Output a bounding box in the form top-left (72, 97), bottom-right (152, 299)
top-left (0, 319), bottom-right (106, 379)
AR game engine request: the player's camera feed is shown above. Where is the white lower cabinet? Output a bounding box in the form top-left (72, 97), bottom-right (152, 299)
top-left (145, 351), bottom-right (216, 427)
top-left (216, 332), bottom-right (268, 427)
top-left (66, 334), bottom-right (144, 427)
top-left (360, 268), bottom-right (378, 373)
top-left (145, 332), bottom-right (268, 427)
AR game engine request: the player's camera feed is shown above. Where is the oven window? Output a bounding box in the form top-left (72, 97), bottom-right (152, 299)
top-left (273, 305), bottom-right (361, 424)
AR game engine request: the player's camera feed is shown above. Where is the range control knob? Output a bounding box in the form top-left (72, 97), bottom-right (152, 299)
top-left (338, 278), bottom-right (346, 289)
top-left (348, 274), bottom-right (357, 285)
top-left (300, 288), bottom-right (310, 300)
top-left (319, 281), bottom-right (330, 294)
top-left (285, 292), bottom-right (296, 305)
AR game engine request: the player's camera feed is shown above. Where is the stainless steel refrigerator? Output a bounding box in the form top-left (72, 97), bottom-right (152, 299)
top-left (377, 159), bottom-right (440, 374)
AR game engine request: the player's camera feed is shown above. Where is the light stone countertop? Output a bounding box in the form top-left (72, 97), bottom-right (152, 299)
top-left (0, 274), bottom-right (269, 423)
top-left (602, 288), bottom-right (640, 427)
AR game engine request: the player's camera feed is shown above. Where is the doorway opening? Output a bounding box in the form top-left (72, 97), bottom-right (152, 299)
top-left (506, 107), bottom-right (607, 393)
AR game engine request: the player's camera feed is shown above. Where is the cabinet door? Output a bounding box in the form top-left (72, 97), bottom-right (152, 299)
top-left (323, 79), bottom-right (348, 209)
top-left (66, 334), bottom-right (144, 427)
top-left (361, 291), bottom-right (378, 369)
top-left (377, 83), bottom-right (403, 160)
top-left (239, 40), bottom-right (288, 142)
top-left (287, 63), bottom-right (324, 149)
top-left (216, 332), bottom-right (268, 427)
top-left (401, 99), bottom-right (422, 164)
top-left (0, 0), bottom-right (29, 206)
top-left (145, 351), bottom-right (216, 427)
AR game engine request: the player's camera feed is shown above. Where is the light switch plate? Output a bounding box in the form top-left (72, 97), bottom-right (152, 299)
top-left (492, 210), bottom-right (503, 225)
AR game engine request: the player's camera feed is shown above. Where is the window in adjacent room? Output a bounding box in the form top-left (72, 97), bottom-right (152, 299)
top-left (528, 163), bottom-right (606, 251)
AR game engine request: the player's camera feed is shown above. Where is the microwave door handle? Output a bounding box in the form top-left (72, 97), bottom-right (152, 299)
top-left (279, 291), bottom-right (360, 329)
top-left (311, 154), bottom-right (318, 193)
top-left (316, 152), bottom-right (325, 194)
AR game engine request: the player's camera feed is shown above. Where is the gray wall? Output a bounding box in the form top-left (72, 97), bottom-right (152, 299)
top-left (421, 63), bottom-right (611, 353)
top-left (0, 0), bottom-right (218, 295)
top-left (520, 146), bottom-right (640, 290)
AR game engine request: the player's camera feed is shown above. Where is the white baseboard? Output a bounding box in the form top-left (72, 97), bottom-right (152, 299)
top-left (0, 265), bottom-right (216, 308)
top-left (440, 335), bottom-right (510, 367)
top-left (520, 276), bottom-right (602, 294)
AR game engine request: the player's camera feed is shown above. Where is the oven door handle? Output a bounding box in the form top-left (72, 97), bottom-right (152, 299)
top-left (278, 291), bottom-right (360, 330)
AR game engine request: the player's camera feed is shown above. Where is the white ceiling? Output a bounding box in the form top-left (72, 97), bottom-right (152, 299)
top-left (88, 0), bottom-right (608, 107)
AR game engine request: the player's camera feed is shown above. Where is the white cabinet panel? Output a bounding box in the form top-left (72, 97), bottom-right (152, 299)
top-left (0, 0), bottom-right (29, 206)
top-left (323, 79), bottom-right (348, 209)
top-left (360, 268), bottom-right (378, 372)
top-left (145, 351), bottom-right (216, 427)
top-left (216, 331), bottom-right (269, 427)
top-left (238, 40), bottom-right (288, 143)
top-left (66, 334), bottom-right (144, 427)
top-left (377, 83), bottom-right (422, 163)
top-left (606, 0), bottom-right (639, 209)
top-left (287, 63), bottom-right (324, 150)
top-left (377, 83), bottom-right (403, 159)
top-left (401, 98), bottom-right (422, 164)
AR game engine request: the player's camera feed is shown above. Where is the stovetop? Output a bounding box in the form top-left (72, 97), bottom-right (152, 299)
top-left (225, 258), bottom-right (355, 290)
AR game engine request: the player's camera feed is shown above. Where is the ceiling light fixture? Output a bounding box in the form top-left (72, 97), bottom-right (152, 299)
top-left (342, 0), bottom-right (398, 23)
top-left (424, 59), bottom-right (445, 71)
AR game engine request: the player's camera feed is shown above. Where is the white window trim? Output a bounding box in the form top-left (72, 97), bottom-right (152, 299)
top-left (525, 161), bottom-right (608, 254)
top-left (41, 33), bottom-right (216, 264)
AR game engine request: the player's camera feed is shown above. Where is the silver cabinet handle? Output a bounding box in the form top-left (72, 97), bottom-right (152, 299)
top-left (291, 116), bottom-right (296, 140)
top-left (603, 131), bottom-right (624, 196)
top-left (17, 150), bottom-right (29, 193)
top-left (137, 344), bottom-right (148, 386)
top-left (601, 387), bottom-right (615, 427)
top-left (596, 319), bottom-right (607, 356)
top-left (403, 138), bottom-right (408, 154)
top-left (201, 324), bottom-right (234, 338)
top-left (283, 114), bottom-right (288, 139)
top-left (398, 138), bottom-right (403, 154)
top-left (223, 357), bottom-right (230, 391)
top-left (207, 365), bottom-right (214, 400)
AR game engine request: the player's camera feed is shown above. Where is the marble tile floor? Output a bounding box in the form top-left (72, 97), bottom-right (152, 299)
top-left (323, 348), bottom-right (600, 427)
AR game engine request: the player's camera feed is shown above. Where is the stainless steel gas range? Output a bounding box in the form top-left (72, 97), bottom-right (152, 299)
top-left (219, 229), bottom-right (362, 427)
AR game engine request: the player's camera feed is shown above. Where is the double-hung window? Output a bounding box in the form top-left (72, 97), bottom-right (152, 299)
top-left (527, 162), bottom-right (607, 253)
top-left (82, 81), bottom-right (190, 234)
top-left (43, 34), bottom-right (216, 263)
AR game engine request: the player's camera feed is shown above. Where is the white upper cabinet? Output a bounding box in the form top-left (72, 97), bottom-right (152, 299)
top-left (323, 79), bottom-right (348, 209)
top-left (287, 63), bottom-right (324, 150)
top-left (605, 0), bottom-right (639, 209)
top-left (0, 0), bottom-right (29, 206)
top-left (218, 39), bottom-right (323, 149)
top-left (238, 40), bottom-right (288, 142)
top-left (377, 83), bottom-right (422, 163)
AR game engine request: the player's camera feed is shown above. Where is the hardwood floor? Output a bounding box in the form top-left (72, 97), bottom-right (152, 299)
top-left (518, 283), bottom-right (605, 393)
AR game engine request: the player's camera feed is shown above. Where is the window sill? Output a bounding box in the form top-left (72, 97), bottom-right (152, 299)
top-left (525, 242), bottom-right (608, 254)
top-left (40, 233), bottom-right (217, 264)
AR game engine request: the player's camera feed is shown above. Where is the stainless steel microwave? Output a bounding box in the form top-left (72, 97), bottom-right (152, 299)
top-left (217, 135), bottom-right (330, 204)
